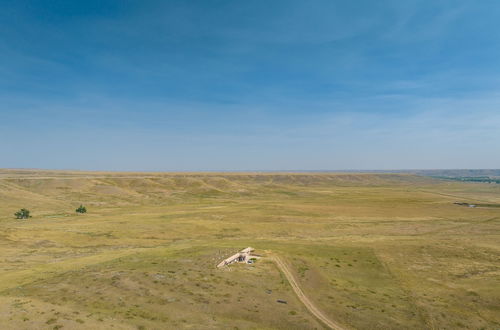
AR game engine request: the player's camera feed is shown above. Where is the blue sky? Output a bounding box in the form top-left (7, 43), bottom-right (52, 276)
top-left (1, 0), bottom-right (499, 171)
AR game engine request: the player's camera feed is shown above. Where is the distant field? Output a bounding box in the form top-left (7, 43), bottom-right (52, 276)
top-left (0, 170), bottom-right (499, 329)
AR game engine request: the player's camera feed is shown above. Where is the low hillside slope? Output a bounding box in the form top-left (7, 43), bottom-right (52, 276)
top-left (0, 170), bottom-right (498, 329)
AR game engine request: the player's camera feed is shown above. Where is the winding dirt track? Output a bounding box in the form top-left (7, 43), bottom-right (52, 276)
top-left (271, 255), bottom-right (346, 330)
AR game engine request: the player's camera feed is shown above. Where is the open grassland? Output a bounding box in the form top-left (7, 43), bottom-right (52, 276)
top-left (0, 169), bottom-right (499, 329)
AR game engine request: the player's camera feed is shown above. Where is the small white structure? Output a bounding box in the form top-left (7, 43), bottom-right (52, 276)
top-left (217, 247), bottom-right (260, 268)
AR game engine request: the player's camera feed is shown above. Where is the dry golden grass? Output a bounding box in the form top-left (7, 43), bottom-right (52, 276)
top-left (0, 169), bottom-right (498, 329)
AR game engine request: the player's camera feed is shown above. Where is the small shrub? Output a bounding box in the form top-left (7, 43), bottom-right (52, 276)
top-left (14, 208), bottom-right (31, 219)
top-left (76, 205), bottom-right (87, 214)
top-left (46, 318), bottom-right (57, 325)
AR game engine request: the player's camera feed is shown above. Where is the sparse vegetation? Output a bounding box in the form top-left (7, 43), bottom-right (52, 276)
top-left (0, 170), bottom-right (498, 329)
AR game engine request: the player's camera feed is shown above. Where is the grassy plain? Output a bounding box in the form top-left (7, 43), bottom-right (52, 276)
top-left (0, 169), bottom-right (499, 329)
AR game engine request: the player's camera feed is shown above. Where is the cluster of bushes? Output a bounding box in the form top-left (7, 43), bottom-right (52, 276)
top-left (76, 205), bottom-right (87, 213)
top-left (14, 205), bottom-right (88, 219)
top-left (14, 208), bottom-right (31, 219)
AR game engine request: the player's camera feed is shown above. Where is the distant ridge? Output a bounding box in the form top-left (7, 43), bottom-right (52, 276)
top-left (1, 168), bottom-right (499, 177)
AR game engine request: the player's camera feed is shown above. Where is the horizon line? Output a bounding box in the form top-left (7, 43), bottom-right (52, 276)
top-left (1, 168), bottom-right (499, 173)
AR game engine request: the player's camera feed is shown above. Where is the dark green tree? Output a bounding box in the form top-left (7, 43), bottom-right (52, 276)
top-left (76, 205), bottom-right (87, 214)
top-left (14, 208), bottom-right (31, 219)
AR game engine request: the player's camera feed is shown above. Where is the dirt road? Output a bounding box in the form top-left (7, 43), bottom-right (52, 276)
top-left (272, 255), bottom-right (346, 330)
